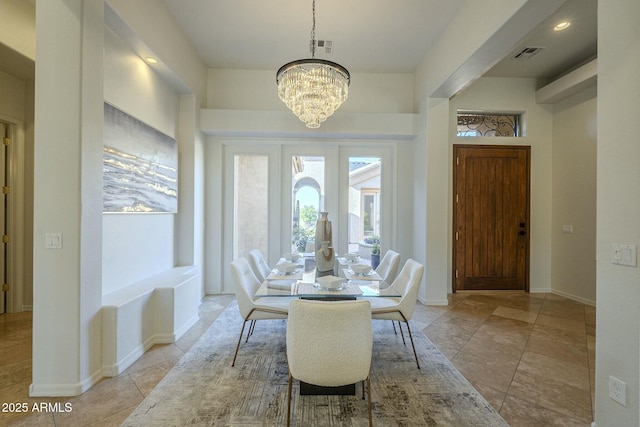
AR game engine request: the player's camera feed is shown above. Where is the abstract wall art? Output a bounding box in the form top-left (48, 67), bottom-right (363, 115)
top-left (103, 103), bottom-right (178, 213)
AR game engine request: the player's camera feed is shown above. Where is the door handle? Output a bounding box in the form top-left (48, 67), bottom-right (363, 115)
top-left (518, 231), bottom-right (526, 236)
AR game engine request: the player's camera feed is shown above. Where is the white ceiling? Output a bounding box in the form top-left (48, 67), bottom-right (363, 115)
top-left (162, 0), bottom-right (467, 74)
top-left (0, 0), bottom-right (597, 86)
top-left (162, 0), bottom-right (597, 81)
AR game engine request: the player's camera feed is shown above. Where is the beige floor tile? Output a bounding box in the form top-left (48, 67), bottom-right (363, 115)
top-left (518, 351), bottom-right (590, 391)
top-left (536, 314), bottom-right (587, 336)
top-left (500, 395), bottom-right (591, 427)
top-left (493, 305), bottom-right (539, 323)
top-left (123, 343), bottom-right (184, 377)
top-left (539, 299), bottom-right (586, 322)
top-left (508, 370), bottom-right (592, 422)
top-left (54, 375), bottom-right (145, 426)
top-left (447, 299), bottom-right (497, 322)
top-left (470, 381), bottom-right (506, 412)
top-left (530, 323), bottom-right (587, 348)
top-left (524, 335), bottom-right (589, 367)
top-left (468, 319), bottom-right (532, 352)
top-left (423, 315), bottom-right (481, 359)
top-left (452, 336), bottom-right (522, 392)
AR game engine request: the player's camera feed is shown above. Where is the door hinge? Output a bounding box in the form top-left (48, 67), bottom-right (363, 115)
top-left (2, 137), bottom-right (10, 146)
top-left (455, 231), bottom-right (459, 240)
top-left (2, 186), bottom-right (9, 194)
top-left (1, 283), bottom-right (8, 292)
top-left (2, 235), bottom-right (9, 243)
top-left (455, 270), bottom-right (459, 278)
top-left (456, 194), bottom-right (459, 203)
top-left (456, 156), bottom-right (459, 166)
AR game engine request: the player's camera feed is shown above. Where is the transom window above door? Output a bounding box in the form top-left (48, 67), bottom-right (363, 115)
top-left (457, 111), bottom-right (522, 137)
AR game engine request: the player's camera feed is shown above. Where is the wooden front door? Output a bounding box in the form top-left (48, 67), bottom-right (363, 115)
top-left (453, 145), bottom-right (530, 291)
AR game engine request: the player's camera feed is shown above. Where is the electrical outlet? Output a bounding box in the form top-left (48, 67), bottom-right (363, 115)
top-left (609, 375), bottom-right (626, 406)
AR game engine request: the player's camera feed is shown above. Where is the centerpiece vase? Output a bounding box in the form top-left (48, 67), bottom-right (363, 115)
top-left (315, 212), bottom-right (335, 273)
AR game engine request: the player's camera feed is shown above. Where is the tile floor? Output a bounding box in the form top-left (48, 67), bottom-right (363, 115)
top-left (0, 291), bottom-right (594, 426)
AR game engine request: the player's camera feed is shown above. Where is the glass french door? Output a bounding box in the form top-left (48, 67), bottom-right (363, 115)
top-left (222, 144), bottom-right (280, 292)
top-left (220, 142), bottom-right (394, 292)
top-left (282, 145), bottom-right (338, 257)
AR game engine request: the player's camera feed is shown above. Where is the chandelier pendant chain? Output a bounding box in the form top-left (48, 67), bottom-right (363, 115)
top-left (310, 0), bottom-right (316, 58)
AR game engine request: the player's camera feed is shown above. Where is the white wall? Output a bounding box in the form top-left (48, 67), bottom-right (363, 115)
top-left (551, 86), bottom-right (597, 304)
top-left (0, 0), bottom-right (36, 60)
top-left (102, 28), bottom-right (179, 295)
top-left (595, 0), bottom-right (640, 424)
top-left (0, 69), bottom-right (26, 118)
top-left (207, 69), bottom-right (415, 113)
top-left (449, 77), bottom-right (554, 293)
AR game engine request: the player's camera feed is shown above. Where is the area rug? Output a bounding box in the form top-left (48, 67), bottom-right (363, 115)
top-left (123, 301), bottom-right (507, 426)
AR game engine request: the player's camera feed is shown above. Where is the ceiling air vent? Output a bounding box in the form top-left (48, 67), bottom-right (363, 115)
top-left (510, 46), bottom-right (545, 60)
top-left (313, 40), bottom-right (333, 54)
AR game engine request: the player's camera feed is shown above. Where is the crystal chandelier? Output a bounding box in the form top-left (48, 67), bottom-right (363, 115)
top-left (276, 0), bottom-right (350, 129)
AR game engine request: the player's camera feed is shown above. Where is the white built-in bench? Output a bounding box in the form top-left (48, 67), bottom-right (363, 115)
top-left (101, 265), bottom-right (201, 376)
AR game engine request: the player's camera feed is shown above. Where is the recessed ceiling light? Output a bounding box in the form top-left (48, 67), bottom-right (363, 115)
top-left (145, 57), bottom-right (158, 64)
top-left (554, 21), bottom-right (571, 31)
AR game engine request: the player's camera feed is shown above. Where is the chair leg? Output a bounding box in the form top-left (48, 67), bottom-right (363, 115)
top-left (366, 376), bottom-right (372, 427)
top-left (403, 321), bottom-right (421, 369)
top-left (287, 372), bottom-right (293, 427)
top-left (231, 319), bottom-right (248, 367)
top-left (391, 320), bottom-right (398, 335)
top-left (397, 321), bottom-right (406, 345)
top-left (246, 319), bottom-right (256, 342)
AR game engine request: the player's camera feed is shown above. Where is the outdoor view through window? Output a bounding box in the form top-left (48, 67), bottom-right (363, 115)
top-left (290, 155), bottom-right (382, 261)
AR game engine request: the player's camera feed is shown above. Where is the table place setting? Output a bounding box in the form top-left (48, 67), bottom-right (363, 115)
top-left (266, 279), bottom-right (296, 291)
top-left (337, 252), bottom-right (360, 264)
top-left (343, 264), bottom-right (383, 281)
top-left (267, 261), bottom-right (304, 280)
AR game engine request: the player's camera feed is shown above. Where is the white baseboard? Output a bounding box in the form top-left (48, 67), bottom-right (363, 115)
top-left (550, 289), bottom-right (596, 307)
top-left (29, 368), bottom-right (102, 397)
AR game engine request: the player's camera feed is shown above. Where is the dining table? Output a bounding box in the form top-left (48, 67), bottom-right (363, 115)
top-left (255, 256), bottom-right (400, 300)
top-left (254, 255), bottom-right (400, 396)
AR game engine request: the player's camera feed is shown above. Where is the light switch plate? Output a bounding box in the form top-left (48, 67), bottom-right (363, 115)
top-left (611, 244), bottom-right (636, 267)
top-left (45, 232), bottom-right (63, 249)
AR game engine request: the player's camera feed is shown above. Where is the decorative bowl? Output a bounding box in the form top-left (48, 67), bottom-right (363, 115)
top-left (344, 253), bottom-right (359, 261)
top-left (276, 262), bottom-right (297, 274)
top-left (350, 264), bottom-right (371, 275)
top-left (316, 275), bottom-right (344, 289)
top-left (283, 252), bottom-right (301, 262)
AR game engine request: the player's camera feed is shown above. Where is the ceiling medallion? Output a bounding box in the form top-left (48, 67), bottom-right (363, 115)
top-left (276, 0), bottom-right (350, 128)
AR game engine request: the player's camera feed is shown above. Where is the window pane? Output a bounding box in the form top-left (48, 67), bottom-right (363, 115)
top-left (348, 157), bottom-right (381, 259)
top-left (457, 112), bottom-right (521, 137)
top-left (292, 156), bottom-right (325, 253)
top-left (234, 155), bottom-right (268, 259)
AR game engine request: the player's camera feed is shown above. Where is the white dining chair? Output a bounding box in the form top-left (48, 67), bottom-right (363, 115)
top-left (375, 249), bottom-right (400, 283)
top-left (286, 299), bottom-right (373, 427)
top-left (230, 257), bottom-right (289, 367)
top-left (248, 249), bottom-right (272, 282)
top-left (369, 258), bottom-right (424, 369)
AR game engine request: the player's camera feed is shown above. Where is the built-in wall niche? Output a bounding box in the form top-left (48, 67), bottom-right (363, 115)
top-left (103, 103), bottom-right (178, 213)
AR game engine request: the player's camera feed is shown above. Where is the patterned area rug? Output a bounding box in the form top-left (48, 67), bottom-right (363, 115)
top-left (123, 301), bottom-right (508, 426)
